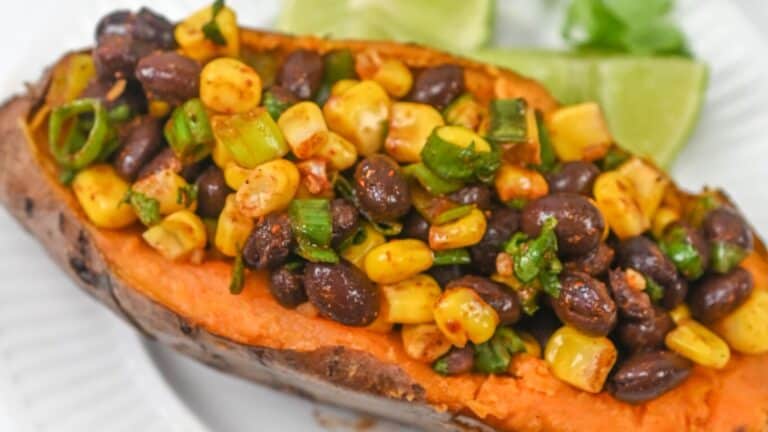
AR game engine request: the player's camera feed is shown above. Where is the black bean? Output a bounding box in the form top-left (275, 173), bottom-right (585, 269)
top-left (242, 213), bottom-right (294, 270)
top-left (354, 155), bottom-right (411, 222)
top-left (448, 185), bottom-right (492, 211)
top-left (617, 306), bottom-right (675, 352)
top-left (113, 116), bottom-right (163, 181)
top-left (402, 211), bottom-right (430, 242)
top-left (703, 207), bottom-right (753, 251)
top-left (438, 346), bottom-right (474, 375)
top-left (277, 50), bottom-right (324, 100)
top-left (93, 34), bottom-right (139, 80)
top-left (470, 207), bottom-right (519, 275)
top-left (135, 52), bottom-right (201, 105)
top-left (617, 236), bottom-right (688, 309)
top-left (95, 10), bottom-right (133, 40)
top-left (521, 193), bottom-right (605, 257)
top-left (609, 350), bottom-right (692, 404)
top-left (552, 271), bottom-right (617, 336)
top-left (330, 198), bottom-right (360, 247)
top-left (133, 7), bottom-right (175, 50)
top-left (519, 308), bottom-right (561, 349)
top-left (137, 148), bottom-right (206, 182)
top-left (447, 275), bottom-right (521, 325)
top-left (427, 265), bottom-right (465, 287)
top-left (409, 65), bottom-right (464, 110)
top-left (564, 242), bottom-right (615, 277)
top-left (689, 267), bottom-right (753, 323)
top-left (304, 260), bottom-right (380, 326)
top-left (608, 268), bottom-right (653, 321)
top-left (545, 162), bottom-right (600, 196)
top-left (81, 78), bottom-right (147, 113)
top-left (269, 265), bottom-right (307, 309)
top-left (195, 166), bottom-right (231, 218)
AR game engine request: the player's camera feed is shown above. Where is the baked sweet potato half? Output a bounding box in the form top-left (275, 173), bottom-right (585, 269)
top-left (1, 4), bottom-right (767, 431)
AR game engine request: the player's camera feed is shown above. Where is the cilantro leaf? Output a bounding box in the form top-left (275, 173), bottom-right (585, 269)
top-left (202, 0), bottom-right (227, 46)
top-left (123, 190), bottom-right (161, 226)
top-left (176, 184), bottom-right (198, 208)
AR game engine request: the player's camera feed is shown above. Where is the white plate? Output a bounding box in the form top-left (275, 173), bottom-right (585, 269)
top-left (0, 1), bottom-right (766, 431)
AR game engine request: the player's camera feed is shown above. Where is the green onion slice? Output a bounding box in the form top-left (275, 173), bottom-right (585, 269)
top-left (49, 98), bottom-right (113, 170)
top-left (421, 126), bottom-right (500, 183)
top-left (473, 327), bottom-right (526, 374)
top-left (229, 247), bottom-right (246, 295)
top-left (659, 225), bottom-right (705, 280)
top-left (165, 99), bottom-right (214, 165)
top-left (710, 241), bottom-right (747, 274)
top-left (487, 98), bottom-right (528, 144)
top-left (433, 249), bottom-right (471, 266)
top-left (402, 163), bottom-right (464, 195)
top-left (289, 199), bottom-right (339, 263)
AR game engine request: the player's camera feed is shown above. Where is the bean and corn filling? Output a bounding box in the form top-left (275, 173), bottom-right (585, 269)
top-left (36, 2), bottom-right (767, 404)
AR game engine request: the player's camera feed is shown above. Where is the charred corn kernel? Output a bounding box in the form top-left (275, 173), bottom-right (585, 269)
top-left (617, 157), bottom-right (669, 221)
top-left (366, 300), bottom-right (394, 333)
top-left (323, 80), bottom-right (390, 156)
top-left (519, 331), bottom-right (542, 358)
top-left (331, 79), bottom-right (359, 96)
top-left (665, 319), bottom-right (730, 369)
top-left (356, 51), bottom-right (413, 98)
top-left (148, 100), bottom-right (171, 118)
top-left (72, 164), bottom-right (137, 229)
top-left (342, 223), bottom-right (386, 269)
top-left (223, 162), bottom-right (252, 190)
top-left (713, 290), bottom-right (768, 354)
top-left (433, 287), bottom-right (499, 347)
top-left (444, 94), bottom-right (487, 131)
top-left (364, 239), bottom-right (434, 284)
top-left (277, 101), bottom-right (328, 159)
top-left (593, 171), bottom-right (649, 239)
top-left (212, 137), bottom-right (234, 168)
top-left (200, 58), bottom-right (262, 114)
top-left (384, 102), bottom-right (444, 163)
top-left (429, 208), bottom-right (487, 251)
top-left (235, 159), bottom-right (299, 218)
top-left (382, 274), bottom-right (442, 324)
top-left (132, 169), bottom-right (196, 215)
top-left (401, 324), bottom-right (452, 362)
top-left (546, 102), bottom-right (612, 162)
top-left (669, 304), bottom-right (692, 324)
top-left (313, 131), bottom-right (358, 171)
top-left (652, 206), bottom-right (681, 239)
top-left (143, 210), bottom-right (206, 261)
top-left (175, 4), bottom-right (239, 62)
top-left (494, 164), bottom-right (549, 202)
top-left (544, 326), bottom-right (617, 393)
top-left (215, 194), bottom-right (254, 257)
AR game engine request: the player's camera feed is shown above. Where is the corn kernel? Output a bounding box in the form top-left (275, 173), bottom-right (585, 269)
top-left (617, 157), bottom-right (669, 221)
top-left (175, 4), bottom-right (239, 62)
top-left (215, 194), bottom-right (254, 257)
top-left (364, 239), bottom-right (434, 284)
top-left (713, 290), bottom-right (768, 354)
top-left (593, 171), bottom-right (649, 239)
top-left (341, 223), bottom-right (386, 269)
top-left (669, 303), bottom-right (692, 324)
top-left (494, 164), bottom-right (549, 202)
top-left (652, 206), bottom-right (681, 239)
top-left (314, 131), bottom-right (358, 171)
top-left (366, 300), bottom-right (394, 333)
top-left (212, 137), bottom-right (234, 168)
top-left (278, 101), bottom-right (328, 159)
top-left (546, 102), bottom-right (612, 162)
top-left (235, 159), bottom-right (299, 218)
top-left (381, 274), bottom-right (442, 324)
top-left (433, 287), bottom-right (499, 347)
top-left (72, 164), bottom-right (137, 229)
top-left (444, 94), bottom-right (487, 131)
top-left (384, 102), bottom-right (444, 163)
top-left (223, 162), bottom-right (252, 190)
top-left (544, 326), bottom-right (617, 393)
top-left (143, 210), bottom-right (207, 261)
top-left (356, 51), bottom-right (413, 98)
top-left (148, 100), bottom-right (170, 118)
top-left (200, 58), bottom-right (262, 114)
top-left (323, 80), bottom-right (390, 156)
top-left (401, 324), bottom-right (452, 362)
top-left (665, 319), bottom-right (730, 369)
top-left (429, 208), bottom-right (487, 251)
top-left (331, 79), bottom-right (359, 97)
top-left (519, 331), bottom-right (542, 358)
top-left (133, 169), bottom-right (196, 215)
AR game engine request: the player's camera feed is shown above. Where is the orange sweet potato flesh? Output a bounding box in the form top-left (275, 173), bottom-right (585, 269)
top-left (1, 29), bottom-right (767, 431)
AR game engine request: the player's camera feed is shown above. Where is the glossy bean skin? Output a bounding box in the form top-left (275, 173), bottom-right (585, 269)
top-left (269, 265), bottom-right (307, 308)
top-left (689, 267), bottom-right (754, 323)
top-left (608, 268), bottom-right (653, 321)
top-left (546, 162), bottom-right (600, 196)
top-left (552, 271), bottom-right (617, 336)
top-left (195, 166), bottom-right (231, 218)
top-left (135, 51), bottom-right (201, 105)
top-left (427, 264), bottom-right (465, 287)
top-left (304, 260), bottom-right (380, 326)
top-left (354, 155), bottom-right (412, 222)
top-left (617, 236), bottom-right (688, 309)
top-left (242, 213), bottom-right (294, 270)
top-left (703, 208), bottom-right (754, 251)
top-left (565, 243), bottom-right (615, 277)
top-left (438, 346), bottom-right (475, 374)
top-left (113, 116), bottom-right (163, 181)
top-left (609, 350), bottom-right (692, 404)
top-left (469, 207), bottom-right (519, 275)
top-left (402, 212), bottom-right (430, 243)
top-left (617, 306), bottom-right (675, 351)
top-left (447, 275), bottom-right (521, 325)
top-left (521, 193), bottom-right (605, 257)
top-left (93, 34), bottom-right (139, 81)
top-left (330, 198), bottom-right (360, 247)
top-left (137, 148), bottom-right (207, 183)
top-left (277, 50), bottom-right (324, 100)
top-left (448, 185), bottom-right (492, 211)
top-left (409, 65), bottom-right (464, 110)
top-left (95, 10), bottom-right (133, 40)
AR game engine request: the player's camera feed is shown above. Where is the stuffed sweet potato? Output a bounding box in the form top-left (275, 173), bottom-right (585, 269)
top-left (0, 4), bottom-right (767, 431)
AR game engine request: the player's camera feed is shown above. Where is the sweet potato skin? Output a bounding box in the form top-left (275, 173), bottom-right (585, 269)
top-left (0, 30), bottom-right (766, 432)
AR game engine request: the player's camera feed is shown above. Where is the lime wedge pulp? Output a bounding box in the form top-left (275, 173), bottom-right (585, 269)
top-left (470, 50), bottom-right (708, 168)
top-left (277, 0), bottom-right (495, 53)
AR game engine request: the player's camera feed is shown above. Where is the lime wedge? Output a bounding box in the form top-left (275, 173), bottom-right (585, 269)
top-left (470, 50), bottom-right (708, 168)
top-left (277, 0), bottom-right (495, 52)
